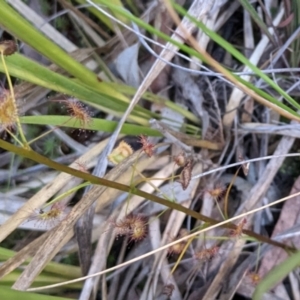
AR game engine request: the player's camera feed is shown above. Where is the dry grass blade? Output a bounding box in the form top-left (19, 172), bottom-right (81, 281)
top-left (0, 230), bottom-right (51, 279)
top-left (25, 188), bottom-right (300, 292)
top-left (87, 0), bottom-right (210, 118)
top-left (2, 0), bottom-right (300, 298)
top-left (78, 153), bottom-right (167, 299)
top-left (7, 0), bottom-right (101, 74)
top-left (164, 0), bottom-right (300, 122)
top-left (11, 150), bottom-right (145, 290)
top-left (202, 238), bottom-right (247, 299)
top-left (223, 5), bottom-right (285, 127)
top-left (0, 138), bottom-right (109, 243)
top-left (259, 176), bottom-right (300, 279)
top-left (141, 163), bottom-right (203, 299)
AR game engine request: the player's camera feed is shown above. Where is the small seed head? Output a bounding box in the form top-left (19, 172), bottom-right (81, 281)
top-left (206, 184), bottom-right (227, 201)
top-left (168, 229), bottom-right (189, 256)
top-left (173, 152), bottom-right (186, 167)
top-left (247, 272), bottom-right (261, 285)
top-left (0, 40), bottom-right (17, 56)
top-left (194, 246), bottom-right (219, 261)
top-left (230, 218), bottom-right (247, 238)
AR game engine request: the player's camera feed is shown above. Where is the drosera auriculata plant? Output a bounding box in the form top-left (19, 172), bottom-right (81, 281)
top-left (0, 87), bottom-right (19, 131)
top-left (247, 271), bottom-right (261, 285)
top-left (205, 183), bottom-right (228, 202)
top-left (28, 97), bottom-right (95, 145)
top-left (138, 135), bottom-right (155, 157)
top-left (24, 201), bottom-right (69, 229)
top-left (54, 97), bottom-right (93, 129)
top-left (112, 214), bottom-right (148, 243)
top-left (0, 40), bottom-right (28, 148)
top-left (46, 97), bottom-right (95, 142)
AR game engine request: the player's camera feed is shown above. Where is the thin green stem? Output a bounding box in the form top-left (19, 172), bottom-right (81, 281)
top-left (0, 138), bottom-right (293, 252)
top-left (43, 182), bottom-right (91, 208)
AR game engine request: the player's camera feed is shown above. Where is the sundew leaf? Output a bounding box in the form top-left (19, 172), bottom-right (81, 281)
top-left (0, 53), bottom-right (149, 124)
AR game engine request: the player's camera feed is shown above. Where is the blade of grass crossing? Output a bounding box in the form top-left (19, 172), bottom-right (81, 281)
top-left (172, 2), bottom-right (300, 112)
top-left (90, 0), bottom-right (300, 119)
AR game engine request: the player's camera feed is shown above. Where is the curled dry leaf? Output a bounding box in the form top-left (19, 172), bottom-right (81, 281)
top-left (238, 153), bottom-right (250, 176)
top-left (178, 158), bottom-right (193, 190)
top-left (108, 140), bottom-right (133, 165)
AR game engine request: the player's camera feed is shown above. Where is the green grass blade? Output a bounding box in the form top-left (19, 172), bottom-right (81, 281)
top-left (173, 2), bottom-right (300, 112)
top-left (0, 247), bottom-right (81, 279)
top-left (90, 0), bottom-right (300, 119)
top-left (1, 271), bottom-right (81, 289)
top-left (0, 0), bottom-right (138, 106)
top-left (74, 0), bottom-right (114, 30)
top-left (20, 116), bottom-right (161, 137)
top-left (0, 53), bottom-right (197, 127)
top-left (253, 250), bottom-right (300, 300)
top-left (105, 82), bottom-right (201, 124)
top-left (91, 0), bottom-right (209, 63)
top-left (238, 76), bottom-right (300, 117)
top-left (289, 0), bottom-right (300, 67)
top-left (0, 286), bottom-right (74, 300)
top-left (238, 0), bottom-right (275, 44)
top-left (0, 1), bottom-right (98, 88)
top-left (0, 53), bottom-right (150, 124)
